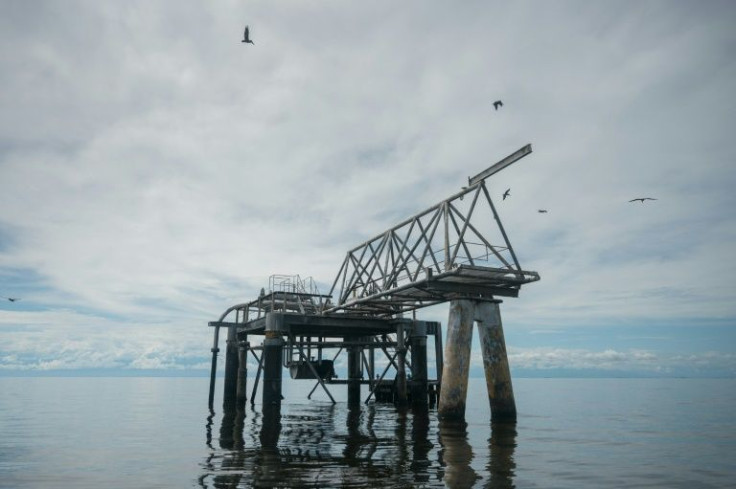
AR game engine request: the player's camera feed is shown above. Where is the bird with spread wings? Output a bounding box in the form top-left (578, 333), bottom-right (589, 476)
top-left (629, 198), bottom-right (657, 203)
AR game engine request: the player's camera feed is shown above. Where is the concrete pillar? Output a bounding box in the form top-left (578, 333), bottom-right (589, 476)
top-left (476, 301), bottom-right (517, 421)
top-left (438, 300), bottom-right (474, 419)
top-left (262, 332), bottom-right (284, 407)
top-left (395, 323), bottom-right (408, 405)
top-left (223, 325), bottom-right (239, 410)
top-left (236, 340), bottom-right (249, 409)
top-left (347, 342), bottom-right (362, 407)
top-left (410, 322), bottom-right (428, 406)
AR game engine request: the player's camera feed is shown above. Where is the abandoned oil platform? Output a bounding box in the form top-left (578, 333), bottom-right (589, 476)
top-left (208, 145), bottom-right (540, 421)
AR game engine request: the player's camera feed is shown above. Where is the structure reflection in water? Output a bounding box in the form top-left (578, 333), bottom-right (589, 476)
top-left (438, 419), bottom-right (480, 488)
top-left (200, 402), bottom-right (517, 488)
top-left (486, 421), bottom-right (517, 489)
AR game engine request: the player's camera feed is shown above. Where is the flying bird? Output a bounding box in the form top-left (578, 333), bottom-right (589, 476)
top-left (3, 297), bottom-right (20, 302)
top-left (629, 198), bottom-right (657, 203)
top-left (493, 100), bottom-right (503, 110)
top-left (538, 209), bottom-right (548, 213)
top-left (241, 25), bottom-right (254, 44)
top-left (502, 188), bottom-right (511, 200)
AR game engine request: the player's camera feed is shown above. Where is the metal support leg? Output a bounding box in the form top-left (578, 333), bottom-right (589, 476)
top-left (236, 340), bottom-right (248, 409)
top-left (410, 322), bottom-right (428, 406)
top-left (249, 349), bottom-right (263, 406)
top-left (208, 326), bottom-right (221, 410)
top-left (347, 343), bottom-right (362, 407)
top-left (262, 334), bottom-right (284, 407)
top-left (223, 325), bottom-right (239, 410)
top-left (395, 324), bottom-right (408, 405)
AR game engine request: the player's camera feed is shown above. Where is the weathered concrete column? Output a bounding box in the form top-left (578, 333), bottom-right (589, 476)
top-left (395, 323), bottom-right (408, 405)
top-left (236, 339), bottom-right (249, 409)
top-left (262, 332), bottom-right (284, 407)
top-left (476, 301), bottom-right (517, 421)
top-left (223, 325), bottom-right (239, 410)
top-left (409, 322), bottom-right (428, 406)
top-left (347, 342), bottom-right (362, 407)
top-left (438, 300), bottom-right (474, 419)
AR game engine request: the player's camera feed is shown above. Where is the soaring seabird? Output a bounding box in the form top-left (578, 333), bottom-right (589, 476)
top-left (493, 100), bottom-right (503, 110)
top-left (242, 25), bottom-right (254, 44)
top-left (502, 188), bottom-right (511, 200)
top-left (628, 198), bottom-right (657, 203)
top-left (3, 297), bottom-right (20, 302)
top-left (538, 209), bottom-right (548, 213)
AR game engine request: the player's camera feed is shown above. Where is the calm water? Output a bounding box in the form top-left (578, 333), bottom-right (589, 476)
top-left (0, 377), bottom-right (734, 488)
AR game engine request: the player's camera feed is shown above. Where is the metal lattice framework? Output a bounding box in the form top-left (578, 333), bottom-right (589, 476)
top-left (325, 145), bottom-right (540, 317)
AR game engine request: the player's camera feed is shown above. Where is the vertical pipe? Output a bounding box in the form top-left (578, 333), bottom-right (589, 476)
top-left (208, 326), bottom-right (221, 409)
top-left (236, 339), bottom-right (248, 409)
top-left (223, 325), bottom-right (239, 410)
top-left (435, 322), bottom-right (444, 396)
top-left (262, 332), bottom-right (284, 407)
top-left (347, 340), bottom-right (362, 407)
top-left (395, 323), bottom-right (408, 405)
top-left (476, 301), bottom-right (517, 421)
top-left (410, 322), bottom-right (428, 405)
top-left (438, 300), bottom-right (474, 420)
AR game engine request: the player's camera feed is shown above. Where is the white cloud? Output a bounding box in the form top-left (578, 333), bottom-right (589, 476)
top-left (1, 1), bottom-right (735, 371)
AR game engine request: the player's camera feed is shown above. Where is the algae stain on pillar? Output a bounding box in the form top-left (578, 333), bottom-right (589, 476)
top-left (476, 301), bottom-right (516, 421)
top-left (438, 300), bottom-right (475, 420)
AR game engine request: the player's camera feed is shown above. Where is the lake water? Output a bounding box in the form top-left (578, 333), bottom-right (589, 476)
top-left (0, 377), bottom-right (734, 488)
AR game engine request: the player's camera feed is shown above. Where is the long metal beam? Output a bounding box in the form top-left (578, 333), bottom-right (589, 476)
top-left (468, 144), bottom-right (532, 186)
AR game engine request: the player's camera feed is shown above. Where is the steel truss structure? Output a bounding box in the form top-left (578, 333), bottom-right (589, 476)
top-left (326, 144), bottom-right (540, 317)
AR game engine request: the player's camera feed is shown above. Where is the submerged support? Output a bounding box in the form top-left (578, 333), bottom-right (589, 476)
top-left (236, 340), bottom-right (249, 409)
top-left (476, 301), bottom-right (517, 421)
top-left (438, 300), bottom-right (474, 419)
top-left (262, 332), bottom-right (284, 406)
top-left (223, 325), bottom-right (239, 410)
top-left (347, 341), bottom-right (362, 407)
top-left (395, 323), bottom-right (408, 405)
top-left (410, 322), bottom-right (428, 405)
top-left (208, 326), bottom-right (221, 409)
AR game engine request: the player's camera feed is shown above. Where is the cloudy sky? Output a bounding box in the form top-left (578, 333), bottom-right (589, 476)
top-left (1, 1), bottom-right (734, 377)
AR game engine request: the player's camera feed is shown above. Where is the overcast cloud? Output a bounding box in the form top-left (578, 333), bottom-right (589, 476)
top-left (1, 1), bottom-right (735, 376)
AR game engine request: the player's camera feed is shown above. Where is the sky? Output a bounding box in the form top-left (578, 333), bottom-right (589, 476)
top-left (1, 0), bottom-right (735, 378)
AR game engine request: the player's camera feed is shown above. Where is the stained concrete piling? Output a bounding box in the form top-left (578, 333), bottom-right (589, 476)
top-left (438, 300), bottom-right (475, 419)
top-left (438, 299), bottom-right (517, 422)
top-left (476, 301), bottom-right (516, 421)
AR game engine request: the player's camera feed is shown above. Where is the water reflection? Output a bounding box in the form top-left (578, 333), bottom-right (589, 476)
top-left (486, 421), bottom-right (517, 489)
top-left (200, 404), bottom-right (516, 488)
top-left (438, 419), bottom-right (480, 488)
